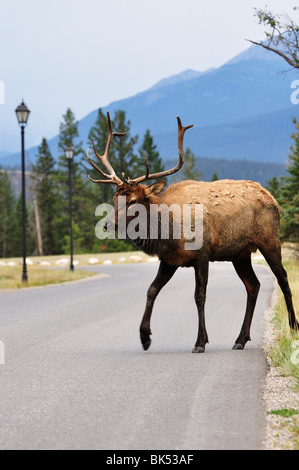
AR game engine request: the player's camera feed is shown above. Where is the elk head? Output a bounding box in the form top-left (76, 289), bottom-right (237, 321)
top-left (87, 111), bottom-right (193, 236)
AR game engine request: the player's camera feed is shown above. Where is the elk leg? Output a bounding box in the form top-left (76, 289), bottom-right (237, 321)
top-left (140, 260), bottom-right (178, 351)
top-left (232, 255), bottom-right (261, 350)
top-left (259, 243), bottom-right (299, 330)
top-left (193, 258), bottom-right (209, 353)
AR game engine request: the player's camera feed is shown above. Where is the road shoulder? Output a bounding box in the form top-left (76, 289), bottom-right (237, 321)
top-left (263, 281), bottom-right (298, 450)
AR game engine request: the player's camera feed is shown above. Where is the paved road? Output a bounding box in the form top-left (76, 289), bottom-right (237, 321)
top-left (0, 262), bottom-right (275, 450)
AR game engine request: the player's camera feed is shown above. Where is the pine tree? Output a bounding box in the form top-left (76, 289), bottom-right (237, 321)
top-left (87, 109), bottom-right (141, 187)
top-left (212, 172), bottom-right (219, 182)
top-left (57, 108), bottom-right (85, 195)
top-left (87, 110), bottom-right (139, 253)
top-left (174, 147), bottom-right (202, 182)
top-left (87, 108), bottom-right (115, 203)
top-left (13, 194), bottom-right (36, 257)
top-left (138, 129), bottom-right (164, 180)
top-left (111, 110), bottom-right (139, 180)
top-left (0, 169), bottom-right (17, 258)
top-left (266, 176), bottom-right (282, 200)
top-left (107, 111), bottom-right (139, 253)
top-left (31, 138), bottom-right (57, 255)
top-left (56, 108), bottom-right (94, 253)
top-left (279, 118), bottom-right (299, 241)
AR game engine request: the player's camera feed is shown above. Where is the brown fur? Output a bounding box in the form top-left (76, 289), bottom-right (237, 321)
top-left (109, 178), bottom-right (298, 353)
top-left (113, 179), bottom-right (279, 264)
top-left (88, 113), bottom-right (297, 353)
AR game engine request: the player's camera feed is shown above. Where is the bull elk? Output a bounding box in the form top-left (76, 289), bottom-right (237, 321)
top-left (87, 111), bottom-right (298, 353)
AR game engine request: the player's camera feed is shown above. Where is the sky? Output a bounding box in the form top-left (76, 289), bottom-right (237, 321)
top-left (0, 0), bottom-right (297, 152)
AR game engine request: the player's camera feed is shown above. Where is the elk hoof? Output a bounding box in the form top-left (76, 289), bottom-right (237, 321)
top-left (232, 343), bottom-right (245, 350)
top-left (192, 346), bottom-right (205, 353)
top-left (140, 328), bottom-right (152, 351)
top-left (142, 339), bottom-right (151, 351)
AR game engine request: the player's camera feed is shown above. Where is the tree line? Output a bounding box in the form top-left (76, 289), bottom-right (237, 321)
top-left (0, 108), bottom-right (200, 258)
top-left (267, 118), bottom-right (299, 242)
top-left (248, 5), bottom-right (299, 243)
top-left (0, 108), bottom-right (298, 259)
top-left (1, 5), bottom-right (299, 259)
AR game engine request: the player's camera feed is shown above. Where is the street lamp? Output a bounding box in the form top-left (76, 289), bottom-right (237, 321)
top-left (15, 100), bottom-right (30, 283)
top-left (65, 144), bottom-right (74, 272)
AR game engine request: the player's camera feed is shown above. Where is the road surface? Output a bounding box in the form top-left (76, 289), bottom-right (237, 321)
top-left (0, 262), bottom-right (275, 450)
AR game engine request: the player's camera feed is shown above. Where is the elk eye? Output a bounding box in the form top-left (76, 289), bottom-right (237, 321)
top-left (129, 199), bottom-right (137, 206)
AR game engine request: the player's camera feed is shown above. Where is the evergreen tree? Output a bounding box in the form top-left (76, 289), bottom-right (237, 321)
top-left (31, 138), bottom-right (57, 255)
top-left (13, 194), bottom-right (36, 257)
top-left (57, 108), bottom-right (85, 194)
top-left (212, 172), bottom-right (219, 182)
top-left (279, 118), bottom-right (299, 241)
top-left (174, 147), bottom-right (202, 182)
top-left (56, 108), bottom-right (94, 253)
top-left (266, 176), bottom-right (282, 200)
top-left (105, 110), bottom-right (139, 254)
top-left (111, 110), bottom-right (139, 180)
top-left (0, 169), bottom-right (17, 258)
top-left (87, 109), bottom-right (140, 187)
top-left (138, 129), bottom-right (164, 180)
top-left (87, 108), bottom-right (115, 203)
top-left (86, 110), bottom-right (139, 253)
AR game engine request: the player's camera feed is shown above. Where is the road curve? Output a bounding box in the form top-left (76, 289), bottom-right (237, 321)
top-left (0, 262), bottom-right (275, 450)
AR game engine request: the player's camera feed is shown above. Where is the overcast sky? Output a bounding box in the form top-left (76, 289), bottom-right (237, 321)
top-left (0, 0), bottom-right (297, 151)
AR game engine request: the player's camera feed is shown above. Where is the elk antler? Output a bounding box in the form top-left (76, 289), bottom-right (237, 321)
top-left (87, 111), bottom-right (126, 185)
top-left (129, 116), bottom-right (193, 184)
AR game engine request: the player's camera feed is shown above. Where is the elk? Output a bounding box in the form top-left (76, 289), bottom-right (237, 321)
top-left (87, 111), bottom-right (298, 353)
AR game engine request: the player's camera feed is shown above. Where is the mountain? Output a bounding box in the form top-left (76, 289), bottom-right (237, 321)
top-left (155, 106), bottom-right (299, 163)
top-left (1, 44), bottom-right (298, 172)
top-left (225, 41), bottom-right (284, 65)
top-left (0, 149), bottom-right (13, 159)
top-left (149, 68), bottom-right (216, 91)
top-left (165, 157), bottom-right (288, 188)
top-left (75, 55), bottom-right (296, 141)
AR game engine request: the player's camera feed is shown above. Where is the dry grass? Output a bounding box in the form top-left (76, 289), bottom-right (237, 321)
top-left (268, 260), bottom-right (299, 390)
top-left (0, 265), bottom-right (97, 290)
top-left (0, 251), bottom-right (155, 290)
top-left (267, 259), bottom-right (299, 449)
top-left (252, 244), bottom-right (299, 448)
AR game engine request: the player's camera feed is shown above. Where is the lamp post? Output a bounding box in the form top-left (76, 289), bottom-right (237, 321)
top-left (15, 100), bottom-right (30, 283)
top-left (65, 145), bottom-right (74, 271)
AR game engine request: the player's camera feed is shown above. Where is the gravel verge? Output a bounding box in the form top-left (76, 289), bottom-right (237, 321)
top-left (263, 281), bottom-right (298, 450)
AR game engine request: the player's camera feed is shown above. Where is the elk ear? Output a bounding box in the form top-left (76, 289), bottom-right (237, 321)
top-left (144, 181), bottom-right (166, 197)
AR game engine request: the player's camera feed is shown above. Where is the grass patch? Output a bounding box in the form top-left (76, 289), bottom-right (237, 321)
top-left (0, 265), bottom-right (97, 289)
top-left (267, 258), bottom-right (299, 448)
top-left (268, 260), bottom-right (299, 391)
top-left (268, 409), bottom-right (299, 418)
top-left (0, 250), bottom-right (155, 290)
